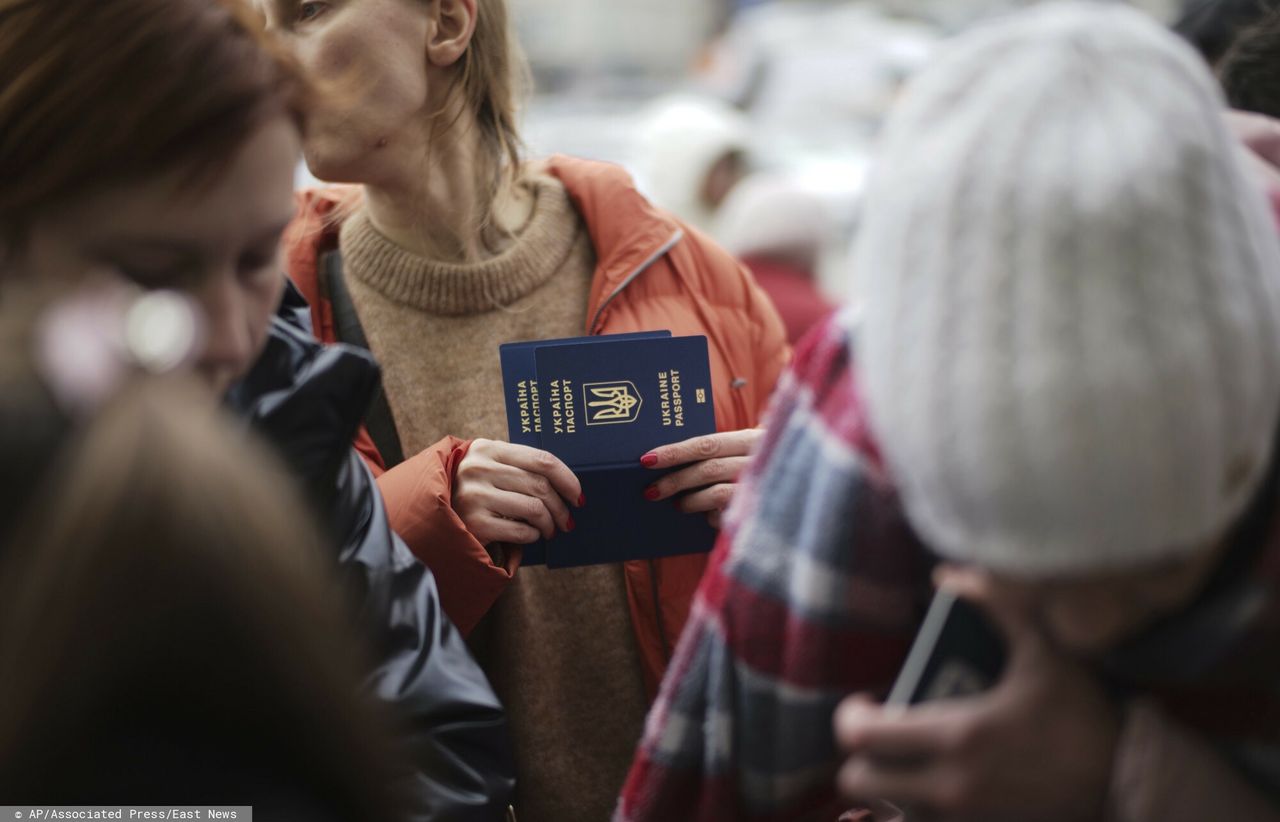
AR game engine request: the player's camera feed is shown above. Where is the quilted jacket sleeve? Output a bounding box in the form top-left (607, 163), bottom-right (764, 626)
top-left (374, 436), bottom-right (519, 636)
top-left (229, 294), bottom-right (515, 821)
top-left (336, 450), bottom-right (517, 822)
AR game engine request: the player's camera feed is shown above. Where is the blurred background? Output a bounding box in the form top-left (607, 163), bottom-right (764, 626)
top-left (514, 0), bottom-right (1184, 314)
top-left (292, 0), bottom-right (1189, 332)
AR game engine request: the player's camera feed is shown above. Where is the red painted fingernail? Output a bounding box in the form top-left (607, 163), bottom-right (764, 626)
top-left (641, 453), bottom-right (659, 467)
top-left (577, 493), bottom-right (586, 507)
top-left (644, 486), bottom-right (661, 501)
top-left (566, 516), bottom-right (576, 532)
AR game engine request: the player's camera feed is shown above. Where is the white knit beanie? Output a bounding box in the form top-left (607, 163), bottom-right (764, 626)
top-left (632, 94), bottom-right (750, 231)
top-left (858, 2), bottom-right (1280, 577)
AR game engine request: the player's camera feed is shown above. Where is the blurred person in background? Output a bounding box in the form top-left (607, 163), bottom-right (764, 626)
top-left (259, 0), bottom-right (789, 817)
top-left (714, 174), bottom-right (837, 344)
top-left (620, 4), bottom-right (1280, 821)
top-left (1175, 0), bottom-right (1280, 63)
top-left (632, 94), bottom-right (752, 233)
top-left (0, 286), bottom-right (403, 820)
top-left (0, 1), bottom-right (513, 818)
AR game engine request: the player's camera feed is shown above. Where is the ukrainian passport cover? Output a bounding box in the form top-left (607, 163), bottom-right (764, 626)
top-left (500, 332), bottom-right (719, 568)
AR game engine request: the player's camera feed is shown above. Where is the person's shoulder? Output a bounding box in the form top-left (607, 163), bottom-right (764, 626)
top-left (537, 155), bottom-right (761, 306)
top-left (541, 154), bottom-right (672, 240)
top-left (537, 154), bottom-right (638, 196)
top-left (538, 154), bottom-right (687, 269)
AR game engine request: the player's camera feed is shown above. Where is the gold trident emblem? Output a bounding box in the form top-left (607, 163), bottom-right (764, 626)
top-left (584, 381), bottom-right (643, 425)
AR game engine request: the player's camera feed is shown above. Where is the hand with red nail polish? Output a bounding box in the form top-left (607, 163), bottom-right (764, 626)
top-left (453, 439), bottom-right (584, 546)
top-left (639, 428), bottom-right (765, 530)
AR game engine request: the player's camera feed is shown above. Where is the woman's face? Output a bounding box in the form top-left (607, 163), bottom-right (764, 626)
top-left (263, 0), bottom-right (434, 185)
top-left (9, 117), bottom-right (301, 396)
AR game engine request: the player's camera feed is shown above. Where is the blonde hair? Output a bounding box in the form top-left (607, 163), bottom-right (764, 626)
top-left (461, 0), bottom-right (526, 179)
top-left (443, 0), bottom-right (530, 239)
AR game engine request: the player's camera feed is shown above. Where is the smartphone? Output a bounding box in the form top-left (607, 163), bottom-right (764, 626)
top-left (886, 589), bottom-right (1007, 706)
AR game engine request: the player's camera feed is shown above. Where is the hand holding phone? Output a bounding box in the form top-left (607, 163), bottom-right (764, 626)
top-left (836, 571), bottom-right (1119, 821)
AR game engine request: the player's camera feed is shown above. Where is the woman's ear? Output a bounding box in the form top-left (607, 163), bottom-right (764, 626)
top-left (425, 0), bottom-right (478, 68)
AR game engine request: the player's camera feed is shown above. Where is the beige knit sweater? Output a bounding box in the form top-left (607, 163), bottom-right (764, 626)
top-left (340, 177), bottom-right (650, 822)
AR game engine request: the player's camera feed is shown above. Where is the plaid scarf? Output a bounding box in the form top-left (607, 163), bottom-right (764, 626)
top-left (617, 309), bottom-right (1280, 821)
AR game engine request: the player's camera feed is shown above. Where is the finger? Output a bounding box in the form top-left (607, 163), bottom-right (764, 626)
top-left (470, 513), bottom-right (541, 546)
top-left (645, 457), bottom-right (747, 501)
top-left (834, 697), bottom-right (974, 760)
top-left (493, 443), bottom-right (584, 508)
top-left (675, 482), bottom-right (736, 515)
top-left (831, 693), bottom-right (877, 750)
top-left (485, 487), bottom-right (557, 541)
top-left (835, 692), bottom-right (878, 715)
top-left (641, 429), bottom-right (761, 469)
top-left (488, 463), bottom-right (573, 532)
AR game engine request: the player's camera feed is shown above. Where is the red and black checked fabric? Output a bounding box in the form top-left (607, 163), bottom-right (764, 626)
top-left (617, 308), bottom-right (1280, 821)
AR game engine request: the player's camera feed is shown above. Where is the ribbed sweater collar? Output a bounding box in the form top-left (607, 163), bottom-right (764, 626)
top-left (338, 178), bottom-right (580, 316)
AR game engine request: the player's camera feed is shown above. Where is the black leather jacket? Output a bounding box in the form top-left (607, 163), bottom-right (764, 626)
top-left (226, 285), bottom-right (515, 821)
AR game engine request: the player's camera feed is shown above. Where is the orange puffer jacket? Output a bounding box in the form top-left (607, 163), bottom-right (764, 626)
top-left (284, 155), bottom-right (790, 696)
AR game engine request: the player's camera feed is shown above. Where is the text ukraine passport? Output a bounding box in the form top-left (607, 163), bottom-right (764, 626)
top-left (499, 332), bottom-right (719, 568)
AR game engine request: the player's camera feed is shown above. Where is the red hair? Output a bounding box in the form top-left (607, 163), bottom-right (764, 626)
top-left (0, 0), bottom-right (305, 247)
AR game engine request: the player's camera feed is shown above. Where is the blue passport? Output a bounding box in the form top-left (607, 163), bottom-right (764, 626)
top-left (500, 331), bottom-right (670, 564)
top-left (499, 332), bottom-right (719, 568)
top-left (500, 331), bottom-right (668, 450)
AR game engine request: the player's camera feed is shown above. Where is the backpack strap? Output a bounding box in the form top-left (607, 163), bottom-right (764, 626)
top-left (320, 250), bottom-right (407, 470)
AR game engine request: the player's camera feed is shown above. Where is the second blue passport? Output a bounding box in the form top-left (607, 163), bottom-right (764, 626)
top-left (499, 332), bottom-right (719, 568)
